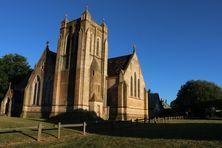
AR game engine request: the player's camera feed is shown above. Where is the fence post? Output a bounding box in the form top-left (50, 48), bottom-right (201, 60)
top-left (58, 122), bottom-right (61, 139)
top-left (37, 122), bottom-right (42, 142)
top-left (83, 122), bottom-right (86, 135)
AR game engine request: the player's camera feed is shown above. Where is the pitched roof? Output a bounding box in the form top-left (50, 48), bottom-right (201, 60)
top-left (108, 54), bottom-right (133, 76)
top-left (47, 49), bottom-right (57, 61)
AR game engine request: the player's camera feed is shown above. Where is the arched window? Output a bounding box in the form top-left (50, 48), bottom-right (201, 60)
top-left (64, 26), bottom-right (72, 69)
top-left (65, 34), bottom-right (71, 69)
top-left (134, 72), bottom-right (137, 97)
top-left (144, 88), bottom-right (146, 100)
top-left (130, 76), bottom-right (133, 96)
top-left (33, 76), bottom-right (41, 106)
top-left (138, 79), bottom-right (140, 98)
top-left (90, 33), bottom-right (93, 53)
top-left (96, 38), bottom-right (100, 56)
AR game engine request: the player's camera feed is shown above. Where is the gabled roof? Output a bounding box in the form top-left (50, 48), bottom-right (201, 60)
top-left (27, 44), bottom-right (56, 86)
top-left (46, 49), bottom-right (57, 61)
top-left (34, 45), bottom-right (56, 69)
top-left (108, 54), bottom-right (133, 76)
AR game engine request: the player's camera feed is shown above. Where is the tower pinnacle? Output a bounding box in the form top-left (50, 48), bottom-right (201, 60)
top-left (133, 43), bottom-right (136, 53)
top-left (45, 41), bottom-right (49, 50)
top-left (81, 6), bottom-right (91, 20)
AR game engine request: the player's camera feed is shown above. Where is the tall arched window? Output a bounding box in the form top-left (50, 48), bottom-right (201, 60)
top-left (144, 88), bottom-right (146, 100)
top-left (65, 34), bottom-right (71, 69)
top-left (138, 79), bottom-right (140, 98)
top-left (134, 72), bottom-right (137, 97)
top-left (96, 38), bottom-right (100, 56)
top-left (33, 76), bottom-right (41, 106)
top-left (130, 76), bottom-right (133, 96)
top-left (90, 33), bottom-right (93, 53)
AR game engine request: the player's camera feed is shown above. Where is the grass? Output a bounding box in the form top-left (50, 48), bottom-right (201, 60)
top-left (0, 117), bottom-right (222, 147)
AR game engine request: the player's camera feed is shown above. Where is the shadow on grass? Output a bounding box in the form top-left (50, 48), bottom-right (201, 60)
top-left (0, 131), bottom-right (37, 141)
top-left (44, 111), bottom-right (222, 141)
top-left (42, 130), bottom-right (57, 138)
top-left (86, 122), bottom-right (222, 141)
top-left (46, 109), bottom-right (103, 124)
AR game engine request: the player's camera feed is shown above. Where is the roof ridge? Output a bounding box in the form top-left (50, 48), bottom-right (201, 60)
top-left (108, 53), bottom-right (133, 76)
top-left (108, 54), bottom-right (132, 60)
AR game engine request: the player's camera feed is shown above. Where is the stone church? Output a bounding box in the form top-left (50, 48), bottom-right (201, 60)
top-left (1, 9), bottom-right (148, 120)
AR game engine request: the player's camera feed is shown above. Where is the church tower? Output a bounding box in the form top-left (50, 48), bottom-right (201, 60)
top-left (51, 9), bottom-right (108, 118)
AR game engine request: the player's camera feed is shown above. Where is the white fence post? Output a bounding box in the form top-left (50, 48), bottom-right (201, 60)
top-left (37, 122), bottom-right (42, 141)
top-left (83, 122), bottom-right (86, 135)
top-left (58, 122), bottom-right (61, 139)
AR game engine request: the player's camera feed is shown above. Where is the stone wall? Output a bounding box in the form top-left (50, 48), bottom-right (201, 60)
top-left (121, 52), bottom-right (148, 120)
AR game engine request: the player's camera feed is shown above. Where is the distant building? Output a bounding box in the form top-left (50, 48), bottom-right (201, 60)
top-left (1, 9), bottom-right (149, 120)
top-left (160, 99), bottom-right (172, 117)
top-left (148, 93), bottom-right (162, 118)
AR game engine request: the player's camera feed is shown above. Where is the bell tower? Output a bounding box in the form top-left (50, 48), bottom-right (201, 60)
top-left (51, 9), bottom-right (108, 118)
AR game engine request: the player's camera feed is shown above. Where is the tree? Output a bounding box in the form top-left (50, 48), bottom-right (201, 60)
top-left (172, 80), bottom-right (222, 117)
top-left (0, 54), bottom-right (31, 100)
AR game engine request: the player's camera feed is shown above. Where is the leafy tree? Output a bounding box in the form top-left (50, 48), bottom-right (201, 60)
top-left (148, 89), bottom-right (151, 94)
top-left (0, 54), bottom-right (31, 100)
top-left (172, 80), bottom-right (222, 117)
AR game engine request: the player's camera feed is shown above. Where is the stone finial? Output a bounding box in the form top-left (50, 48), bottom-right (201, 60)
top-left (64, 14), bottom-right (69, 22)
top-left (133, 43), bottom-right (136, 53)
top-left (45, 41), bottom-right (49, 50)
top-left (61, 14), bottom-right (69, 28)
top-left (81, 6), bottom-right (91, 20)
top-left (101, 17), bottom-right (107, 29)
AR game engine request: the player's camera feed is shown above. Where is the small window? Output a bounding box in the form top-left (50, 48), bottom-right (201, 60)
top-left (90, 33), bottom-right (93, 53)
top-left (138, 79), bottom-right (140, 98)
top-left (65, 34), bottom-right (71, 69)
top-left (131, 76), bottom-right (133, 96)
top-left (96, 38), bottom-right (100, 56)
top-left (134, 72), bottom-right (137, 97)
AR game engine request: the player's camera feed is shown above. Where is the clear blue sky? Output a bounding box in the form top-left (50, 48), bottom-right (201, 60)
top-left (0, 0), bottom-right (222, 103)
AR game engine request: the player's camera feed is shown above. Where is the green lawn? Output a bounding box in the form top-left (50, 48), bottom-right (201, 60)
top-left (0, 117), bottom-right (222, 148)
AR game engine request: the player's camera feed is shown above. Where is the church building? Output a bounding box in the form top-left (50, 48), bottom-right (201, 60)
top-left (1, 9), bottom-right (149, 120)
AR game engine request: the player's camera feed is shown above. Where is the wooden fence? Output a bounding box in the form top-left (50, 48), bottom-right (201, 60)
top-left (135, 116), bottom-right (184, 124)
top-left (0, 122), bottom-right (87, 142)
top-left (56, 122), bottom-right (87, 139)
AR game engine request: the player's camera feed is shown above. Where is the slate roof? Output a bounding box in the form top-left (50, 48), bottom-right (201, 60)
top-left (108, 54), bottom-right (133, 76)
top-left (47, 49), bottom-right (57, 61)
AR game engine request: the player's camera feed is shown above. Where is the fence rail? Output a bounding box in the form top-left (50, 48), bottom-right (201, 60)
top-left (57, 122), bottom-right (87, 139)
top-left (134, 116), bottom-right (185, 124)
top-left (0, 122), bottom-right (87, 142)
